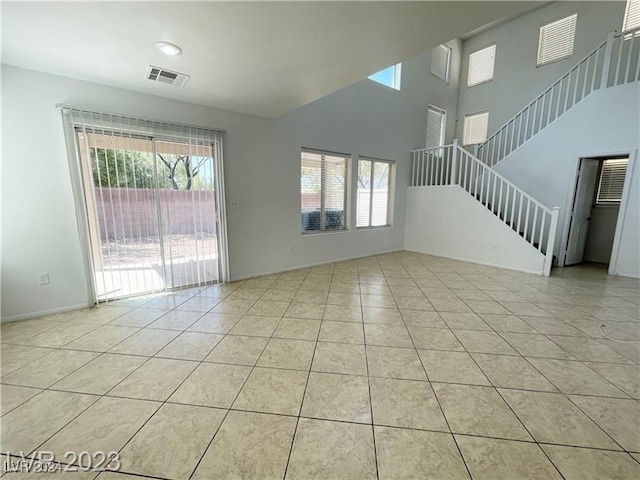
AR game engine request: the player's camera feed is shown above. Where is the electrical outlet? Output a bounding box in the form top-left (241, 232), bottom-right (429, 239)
top-left (37, 272), bottom-right (50, 285)
top-left (491, 243), bottom-right (498, 251)
top-left (229, 201), bottom-right (239, 209)
top-left (288, 243), bottom-right (294, 253)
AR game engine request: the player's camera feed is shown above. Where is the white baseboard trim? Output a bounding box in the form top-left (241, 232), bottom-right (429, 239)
top-left (403, 247), bottom-right (545, 276)
top-left (1, 302), bottom-right (92, 324)
top-left (230, 249), bottom-right (402, 282)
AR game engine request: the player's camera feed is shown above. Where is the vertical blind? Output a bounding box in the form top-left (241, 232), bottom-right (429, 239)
top-left (464, 111), bottom-right (490, 145)
top-left (537, 13), bottom-right (578, 66)
top-left (468, 44), bottom-right (496, 87)
top-left (357, 158), bottom-right (393, 228)
top-left (431, 44), bottom-right (452, 82)
top-left (301, 150), bottom-right (350, 232)
top-left (623, 0), bottom-right (640, 32)
top-left (596, 158), bottom-right (628, 203)
top-left (61, 107), bottom-right (229, 301)
top-left (426, 106), bottom-right (446, 149)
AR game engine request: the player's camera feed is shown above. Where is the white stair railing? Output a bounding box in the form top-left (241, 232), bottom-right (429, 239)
top-left (411, 140), bottom-right (560, 276)
top-left (476, 27), bottom-right (640, 168)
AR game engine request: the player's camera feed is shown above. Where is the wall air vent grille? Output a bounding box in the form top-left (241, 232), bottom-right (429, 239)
top-left (146, 65), bottom-right (190, 87)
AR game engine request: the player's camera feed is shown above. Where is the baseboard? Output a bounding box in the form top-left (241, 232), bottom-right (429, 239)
top-left (230, 248), bottom-right (402, 282)
top-left (403, 247), bottom-right (545, 276)
top-left (1, 302), bottom-right (92, 324)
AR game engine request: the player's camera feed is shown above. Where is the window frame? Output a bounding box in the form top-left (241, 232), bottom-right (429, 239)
top-left (368, 64), bottom-right (402, 90)
top-left (536, 12), bottom-right (578, 68)
top-left (426, 105), bottom-right (447, 149)
top-left (300, 148), bottom-right (351, 235)
top-left (463, 110), bottom-right (490, 146)
top-left (467, 43), bottom-right (497, 88)
top-left (356, 157), bottom-right (395, 230)
top-left (431, 44), bottom-right (452, 84)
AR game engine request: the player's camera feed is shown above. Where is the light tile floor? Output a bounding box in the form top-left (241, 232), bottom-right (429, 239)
top-left (2, 252), bottom-right (640, 479)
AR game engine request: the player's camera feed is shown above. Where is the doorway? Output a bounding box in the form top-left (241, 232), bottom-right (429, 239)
top-left (76, 129), bottom-right (222, 301)
top-left (564, 155), bottom-right (630, 266)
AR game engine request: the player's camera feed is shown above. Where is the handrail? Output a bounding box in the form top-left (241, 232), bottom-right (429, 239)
top-left (475, 26), bottom-right (640, 168)
top-left (479, 40), bottom-right (607, 149)
top-left (410, 141), bottom-right (561, 275)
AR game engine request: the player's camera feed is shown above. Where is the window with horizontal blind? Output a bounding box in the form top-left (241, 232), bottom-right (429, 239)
top-left (468, 44), bottom-right (496, 87)
top-left (301, 149), bottom-right (350, 233)
top-left (431, 44), bottom-right (452, 83)
top-left (463, 111), bottom-right (489, 146)
top-left (537, 13), bottom-right (578, 67)
top-left (357, 158), bottom-right (394, 228)
top-left (596, 158), bottom-right (628, 204)
top-left (426, 106), bottom-right (446, 149)
top-left (368, 64), bottom-right (402, 90)
top-left (623, 0), bottom-right (640, 32)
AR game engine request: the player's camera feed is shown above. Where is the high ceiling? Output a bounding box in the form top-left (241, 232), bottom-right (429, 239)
top-left (2, 1), bottom-right (543, 118)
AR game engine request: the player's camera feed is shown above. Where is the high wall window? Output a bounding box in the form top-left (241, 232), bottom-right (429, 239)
top-left (468, 44), bottom-right (496, 87)
top-left (537, 13), bottom-right (578, 67)
top-left (357, 158), bottom-right (394, 228)
top-left (301, 150), bottom-right (350, 233)
top-left (596, 158), bottom-right (628, 204)
top-left (431, 44), bottom-right (452, 83)
top-left (623, 0), bottom-right (640, 32)
top-left (426, 106), bottom-right (446, 148)
top-left (463, 111), bottom-right (489, 145)
top-left (368, 64), bottom-right (402, 90)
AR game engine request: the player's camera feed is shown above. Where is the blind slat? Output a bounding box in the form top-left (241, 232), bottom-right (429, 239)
top-left (537, 13), bottom-right (577, 66)
top-left (426, 106), bottom-right (446, 148)
top-left (597, 158), bottom-right (628, 203)
top-left (468, 45), bottom-right (496, 87)
top-left (301, 150), bottom-right (350, 232)
top-left (464, 111), bottom-right (489, 146)
top-left (623, 0), bottom-right (640, 32)
top-left (431, 44), bottom-right (452, 82)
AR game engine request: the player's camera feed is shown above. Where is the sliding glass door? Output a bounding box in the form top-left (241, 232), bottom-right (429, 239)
top-left (75, 129), bottom-right (221, 301)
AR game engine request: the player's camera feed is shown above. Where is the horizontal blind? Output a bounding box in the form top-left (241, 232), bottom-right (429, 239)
top-left (426, 106), bottom-right (446, 149)
top-left (468, 44), bottom-right (496, 87)
top-left (623, 0), bottom-right (640, 32)
top-left (597, 158), bottom-right (628, 203)
top-left (463, 111), bottom-right (489, 145)
top-left (537, 13), bottom-right (577, 66)
top-left (301, 150), bottom-right (349, 232)
top-left (431, 44), bottom-right (451, 82)
top-left (357, 159), bottom-right (392, 228)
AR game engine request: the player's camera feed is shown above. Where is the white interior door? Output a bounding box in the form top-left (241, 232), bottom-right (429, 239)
top-left (565, 158), bottom-right (599, 265)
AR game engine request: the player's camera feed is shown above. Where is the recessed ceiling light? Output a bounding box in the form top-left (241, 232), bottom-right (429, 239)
top-left (154, 41), bottom-right (182, 56)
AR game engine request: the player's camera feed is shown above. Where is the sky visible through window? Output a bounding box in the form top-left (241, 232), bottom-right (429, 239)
top-left (368, 65), bottom-right (400, 90)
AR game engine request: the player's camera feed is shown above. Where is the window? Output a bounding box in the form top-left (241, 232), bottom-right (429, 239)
top-left (357, 158), bottom-right (394, 228)
top-left (431, 44), bottom-right (452, 83)
top-left (596, 158), bottom-right (628, 204)
top-left (463, 111), bottom-right (489, 145)
top-left (368, 64), bottom-right (402, 90)
top-left (426, 106), bottom-right (446, 148)
top-left (301, 150), bottom-right (350, 233)
top-left (468, 44), bottom-right (496, 87)
top-left (537, 13), bottom-right (578, 67)
top-left (623, 0), bottom-right (640, 32)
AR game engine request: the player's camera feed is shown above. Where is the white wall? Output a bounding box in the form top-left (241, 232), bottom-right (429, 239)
top-left (1, 42), bottom-right (461, 320)
top-left (494, 82), bottom-right (640, 277)
top-left (456, 1), bottom-right (626, 137)
top-left (404, 186), bottom-right (546, 274)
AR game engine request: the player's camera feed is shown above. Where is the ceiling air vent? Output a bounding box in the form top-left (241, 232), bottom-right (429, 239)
top-left (146, 65), bottom-right (190, 87)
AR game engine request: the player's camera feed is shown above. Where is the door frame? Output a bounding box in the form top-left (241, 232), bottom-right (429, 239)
top-left (62, 116), bottom-right (230, 304)
top-left (560, 149), bottom-right (636, 272)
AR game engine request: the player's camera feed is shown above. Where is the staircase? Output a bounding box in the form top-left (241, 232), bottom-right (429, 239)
top-left (475, 27), bottom-right (640, 168)
top-left (410, 141), bottom-right (560, 276)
